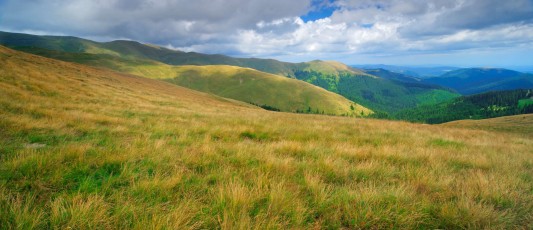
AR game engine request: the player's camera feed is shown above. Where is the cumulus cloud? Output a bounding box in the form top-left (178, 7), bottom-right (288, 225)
top-left (1, 0), bottom-right (532, 65)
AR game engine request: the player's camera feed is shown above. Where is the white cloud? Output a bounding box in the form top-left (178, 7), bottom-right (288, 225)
top-left (1, 0), bottom-right (533, 65)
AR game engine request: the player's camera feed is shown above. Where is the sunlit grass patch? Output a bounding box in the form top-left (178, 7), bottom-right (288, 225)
top-left (1, 46), bottom-right (532, 228)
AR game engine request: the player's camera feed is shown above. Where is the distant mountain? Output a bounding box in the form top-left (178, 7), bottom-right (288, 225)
top-left (0, 31), bottom-right (459, 113)
top-left (423, 68), bottom-right (533, 95)
top-left (353, 64), bottom-right (460, 78)
top-left (363, 68), bottom-right (422, 83)
top-left (393, 89), bottom-right (533, 124)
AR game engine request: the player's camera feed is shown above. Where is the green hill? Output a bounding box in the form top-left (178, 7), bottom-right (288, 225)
top-left (7, 46), bottom-right (368, 116)
top-left (393, 89), bottom-right (533, 124)
top-left (0, 31), bottom-right (458, 113)
top-left (0, 31), bottom-right (295, 75)
top-left (164, 65), bottom-right (370, 115)
top-left (293, 63), bottom-right (459, 113)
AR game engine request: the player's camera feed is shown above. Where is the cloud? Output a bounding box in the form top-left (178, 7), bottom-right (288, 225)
top-left (1, 0), bottom-right (533, 65)
top-left (1, 0), bottom-right (311, 45)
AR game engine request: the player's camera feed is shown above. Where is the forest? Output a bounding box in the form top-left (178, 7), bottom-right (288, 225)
top-left (392, 89), bottom-right (533, 124)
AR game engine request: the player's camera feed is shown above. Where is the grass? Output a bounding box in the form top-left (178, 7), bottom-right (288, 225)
top-left (518, 98), bottom-right (533, 109)
top-left (300, 60), bottom-right (370, 76)
top-left (1, 31), bottom-right (460, 115)
top-left (442, 114), bottom-right (533, 137)
top-left (13, 47), bottom-right (369, 116)
top-left (1, 46), bottom-right (533, 229)
top-left (164, 65), bottom-right (370, 116)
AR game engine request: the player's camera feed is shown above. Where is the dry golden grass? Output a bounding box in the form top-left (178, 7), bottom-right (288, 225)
top-left (442, 114), bottom-right (533, 137)
top-left (1, 46), bottom-right (532, 229)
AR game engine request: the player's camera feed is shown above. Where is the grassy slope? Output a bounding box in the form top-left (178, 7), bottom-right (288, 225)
top-left (1, 46), bottom-right (533, 229)
top-left (442, 114), bottom-right (533, 137)
top-left (12, 47), bottom-right (368, 116)
top-left (1, 31), bottom-right (458, 113)
top-left (0, 31), bottom-right (292, 75)
top-left (300, 60), bottom-right (368, 75)
top-left (164, 65), bottom-right (369, 115)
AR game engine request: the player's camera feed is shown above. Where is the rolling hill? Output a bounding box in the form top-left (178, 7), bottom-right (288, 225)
top-left (1, 45), bottom-right (533, 229)
top-left (0, 31), bottom-right (459, 113)
top-left (424, 68), bottom-right (533, 95)
top-left (163, 65), bottom-right (370, 115)
top-left (5, 46), bottom-right (368, 116)
top-left (0, 31), bottom-right (296, 76)
top-left (442, 114), bottom-right (533, 137)
top-left (393, 89), bottom-right (533, 124)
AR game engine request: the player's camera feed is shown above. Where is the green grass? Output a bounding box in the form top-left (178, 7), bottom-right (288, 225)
top-left (518, 98), bottom-right (533, 109)
top-left (1, 43), bottom-right (533, 229)
top-left (415, 89), bottom-right (459, 106)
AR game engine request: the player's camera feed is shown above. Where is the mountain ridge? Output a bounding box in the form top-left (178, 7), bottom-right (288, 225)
top-left (0, 31), bottom-right (459, 113)
top-left (423, 68), bottom-right (533, 95)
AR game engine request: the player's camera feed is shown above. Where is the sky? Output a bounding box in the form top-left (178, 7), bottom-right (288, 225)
top-left (1, 0), bottom-right (533, 67)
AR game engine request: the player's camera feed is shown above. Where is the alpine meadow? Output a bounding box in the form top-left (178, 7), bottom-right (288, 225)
top-left (1, 0), bottom-right (533, 229)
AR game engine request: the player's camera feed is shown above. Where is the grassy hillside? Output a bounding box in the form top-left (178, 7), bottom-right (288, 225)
top-left (394, 89), bottom-right (533, 124)
top-left (0, 31), bottom-right (459, 114)
top-left (424, 68), bottom-right (533, 95)
top-left (442, 114), bottom-right (533, 137)
top-left (9, 47), bottom-right (367, 116)
top-left (1, 45), bottom-right (533, 229)
top-left (164, 65), bottom-right (369, 115)
top-left (0, 31), bottom-right (295, 76)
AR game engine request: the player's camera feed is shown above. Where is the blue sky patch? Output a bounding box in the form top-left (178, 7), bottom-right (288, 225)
top-left (301, 0), bottom-right (339, 22)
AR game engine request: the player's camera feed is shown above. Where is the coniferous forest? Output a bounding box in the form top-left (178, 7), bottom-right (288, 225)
top-left (391, 89), bottom-right (533, 124)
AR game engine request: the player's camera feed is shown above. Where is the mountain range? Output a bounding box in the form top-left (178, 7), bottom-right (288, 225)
top-left (423, 68), bottom-right (533, 95)
top-left (0, 31), bottom-right (460, 114)
top-left (1, 31), bottom-right (532, 120)
top-left (352, 64), bottom-right (460, 78)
